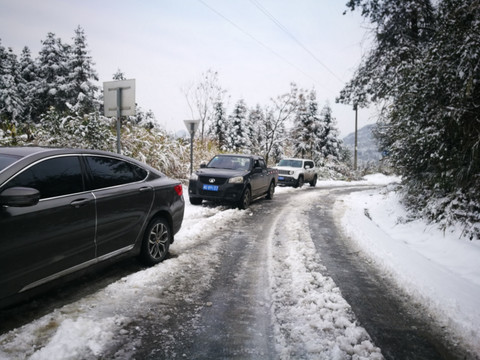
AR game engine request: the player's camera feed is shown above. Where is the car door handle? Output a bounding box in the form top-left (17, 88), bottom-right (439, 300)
top-left (139, 186), bottom-right (153, 192)
top-left (70, 199), bottom-right (91, 208)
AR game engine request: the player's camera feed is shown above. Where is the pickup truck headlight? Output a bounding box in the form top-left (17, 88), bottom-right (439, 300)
top-left (228, 176), bottom-right (243, 184)
top-left (190, 173), bottom-right (198, 181)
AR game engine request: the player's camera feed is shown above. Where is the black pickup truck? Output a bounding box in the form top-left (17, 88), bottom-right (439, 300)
top-left (188, 154), bottom-right (278, 209)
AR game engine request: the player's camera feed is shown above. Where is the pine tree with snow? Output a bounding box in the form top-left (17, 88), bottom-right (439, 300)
top-left (18, 46), bottom-right (39, 124)
top-left (65, 26), bottom-right (99, 115)
top-left (212, 100), bottom-right (229, 150)
top-left (292, 91), bottom-right (314, 158)
top-left (36, 32), bottom-right (71, 116)
top-left (113, 68), bottom-right (127, 81)
top-left (248, 104), bottom-right (264, 154)
top-left (0, 45), bottom-right (25, 126)
top-left (226, 99), bottom-right (249, 153)
top-left (317, 102), bottom-right (342, 164)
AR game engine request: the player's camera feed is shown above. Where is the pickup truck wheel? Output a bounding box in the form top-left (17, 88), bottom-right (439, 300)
top-left (309, 175), bottom-right (317, 187)
top-left (295, 176), bottom-right (304, 188)
top-left (238, 188), bottom-right (251, 209)
top-left (189, 197), bottom-right (203, 205)
top-left (266, 181), bottom-right (275, 199)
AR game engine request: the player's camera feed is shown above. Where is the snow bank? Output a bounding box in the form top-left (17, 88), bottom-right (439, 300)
top-left (337, 184), bottom-right (480, 354)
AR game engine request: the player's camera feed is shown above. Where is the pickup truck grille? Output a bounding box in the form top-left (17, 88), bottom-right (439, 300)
top-left (199, 176), bottom-right (228, 185)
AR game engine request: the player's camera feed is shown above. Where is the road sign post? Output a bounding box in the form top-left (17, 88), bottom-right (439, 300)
top-left (184, 120), bottom-right (200, 175)
top-left (103, 79), bottom-right (136, 154)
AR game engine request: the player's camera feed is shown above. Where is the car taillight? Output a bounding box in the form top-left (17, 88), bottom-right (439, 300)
top-left (174, 184), bottom-right (183, 197)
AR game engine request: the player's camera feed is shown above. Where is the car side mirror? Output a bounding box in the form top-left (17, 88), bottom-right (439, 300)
top-left (0, 187), bottom-right (40, 207)
top-left (200, 163), bottom-right (207, 168)
top-left (305, 165), bottom-right (311, 169)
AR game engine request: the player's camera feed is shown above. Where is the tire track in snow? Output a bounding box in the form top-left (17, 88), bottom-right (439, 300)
top-left (267, 189), bottom-right (383, 359)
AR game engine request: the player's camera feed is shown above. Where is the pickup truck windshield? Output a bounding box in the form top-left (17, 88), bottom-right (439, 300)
top-left (278, 159), bottom-right (302, 168)
top-left (207, 156), bottom-right (251, 170)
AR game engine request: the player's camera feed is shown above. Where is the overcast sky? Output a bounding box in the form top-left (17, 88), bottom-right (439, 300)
top-left (0, 0), bottom-right (374, 137)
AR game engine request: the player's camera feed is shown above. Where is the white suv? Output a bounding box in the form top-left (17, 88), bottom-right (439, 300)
top-left (275, 158), bottom-right (317, 188)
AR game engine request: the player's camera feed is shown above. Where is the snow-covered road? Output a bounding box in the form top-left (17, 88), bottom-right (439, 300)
top-left (0, 175), bottom-right (478, 359)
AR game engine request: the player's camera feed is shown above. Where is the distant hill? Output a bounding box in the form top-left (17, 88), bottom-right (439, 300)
top-left (343, 124), bottom-right (382, 164)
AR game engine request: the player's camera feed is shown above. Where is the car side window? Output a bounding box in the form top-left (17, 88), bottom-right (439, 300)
top-left (2, 156), bottom-right (84, 199)
top-left (86, 156), bottom-right (147, 190)
top-left (258, 159), bottom-right (266, 169)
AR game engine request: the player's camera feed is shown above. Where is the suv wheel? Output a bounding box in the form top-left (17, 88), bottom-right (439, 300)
top-left (309, 175), bottom-right (317, 187)
top-left (295, 176), bottom-right (304, 188)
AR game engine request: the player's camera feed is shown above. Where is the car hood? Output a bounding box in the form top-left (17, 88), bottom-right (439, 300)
top-left (196, 168), bottom-right (248, 178)
top-left (274, 166), bottom-right (302, 172)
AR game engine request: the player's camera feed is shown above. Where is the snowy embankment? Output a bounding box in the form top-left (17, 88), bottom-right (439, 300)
top-left (336, 174), bottom-right (480, 355)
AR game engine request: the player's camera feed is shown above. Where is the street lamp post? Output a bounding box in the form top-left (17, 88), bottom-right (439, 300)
top-left (183, 120), bottom-right (200, 175)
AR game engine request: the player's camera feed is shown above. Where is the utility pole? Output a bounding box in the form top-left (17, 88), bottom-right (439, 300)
top-left (354, 104), bottom-right (358, 171)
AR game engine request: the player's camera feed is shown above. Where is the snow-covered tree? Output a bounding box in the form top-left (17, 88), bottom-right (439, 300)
top-left (36, 32), bottom-right (71, 116)
top-left (317, 102), bottom-right (342, 164)
top-left (0, 45), bottom-right (24, 126)
top-left (211, 100), bottom-right (229, 150)
top-left (113, 68), bottom-right (126, 81)
top-left (248, 104), bottom-right (264, 155)
top-left (182, 69), bottom-right (227, 142)
top-left (262, 83), bottom-right (299, 164)
top-left (342, 0), bottom-right (480, 239)
top-left (65, 26), bottom-right (99, 115)
top-left (292, 91), bottom-right (314, 158)
top-left (18, 46), bottom-right (39, 124)
top-left (226, 99), bottom-right (248, 153)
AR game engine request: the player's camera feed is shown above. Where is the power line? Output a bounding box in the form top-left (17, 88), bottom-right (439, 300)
top-left (249, 0), bottom-right (345, 84)
top-left (197, 0), bottom-right (325, 88)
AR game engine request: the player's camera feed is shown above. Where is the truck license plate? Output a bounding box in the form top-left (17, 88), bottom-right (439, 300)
top-left (203, 184), bottom-right (219, 191)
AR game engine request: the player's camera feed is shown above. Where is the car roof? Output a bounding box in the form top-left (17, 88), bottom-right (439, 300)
top-left (0, 147), bottom-right (161, 175)
top-left (280, 158), bottom-right (311, 161)
top-left (0, 146), bottom-right (129, 160)
top-left (215, 154), bottom-right (262, 159)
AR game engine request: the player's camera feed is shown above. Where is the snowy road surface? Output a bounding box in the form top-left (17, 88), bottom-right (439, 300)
top-left (0, 175), bottom-right (479, 359)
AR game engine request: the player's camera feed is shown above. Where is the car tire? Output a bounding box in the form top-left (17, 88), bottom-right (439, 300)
top-left (309, 175), bottom-right (317, 187)
top-left (266, 181), bottom-right (275, 200)
top-left (295, 176), bottom-right (304, 188)
top-left (140, 217), bottom-right (171, 266)
top-left (189, 197), bottom-right (203, 205)
top-left (238, 187), bottom-right (251, 209)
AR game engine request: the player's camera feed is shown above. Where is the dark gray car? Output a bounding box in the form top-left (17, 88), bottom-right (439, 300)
top-left (0, 147), bottom-right (184, 308)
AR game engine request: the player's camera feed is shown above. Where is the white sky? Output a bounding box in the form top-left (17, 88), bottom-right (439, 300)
top-left (0, 0), bottom-right (375, 137)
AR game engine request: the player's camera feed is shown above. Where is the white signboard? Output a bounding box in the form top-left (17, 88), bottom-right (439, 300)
top-left (103, 79), bottom-right (136, 117)
top-left (184, 119), bottom-right (200, 135)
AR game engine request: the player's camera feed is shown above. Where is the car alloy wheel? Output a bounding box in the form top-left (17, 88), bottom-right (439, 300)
top-left (141, 218), bottom-right (171, 265)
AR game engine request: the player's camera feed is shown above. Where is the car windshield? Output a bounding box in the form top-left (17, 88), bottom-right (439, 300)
top-left (207, 156), bottom-right (251, 170)
top-left (0, 154), bottom-right (21, 172)
top-left (278, 159), bottom-right (302, 168)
